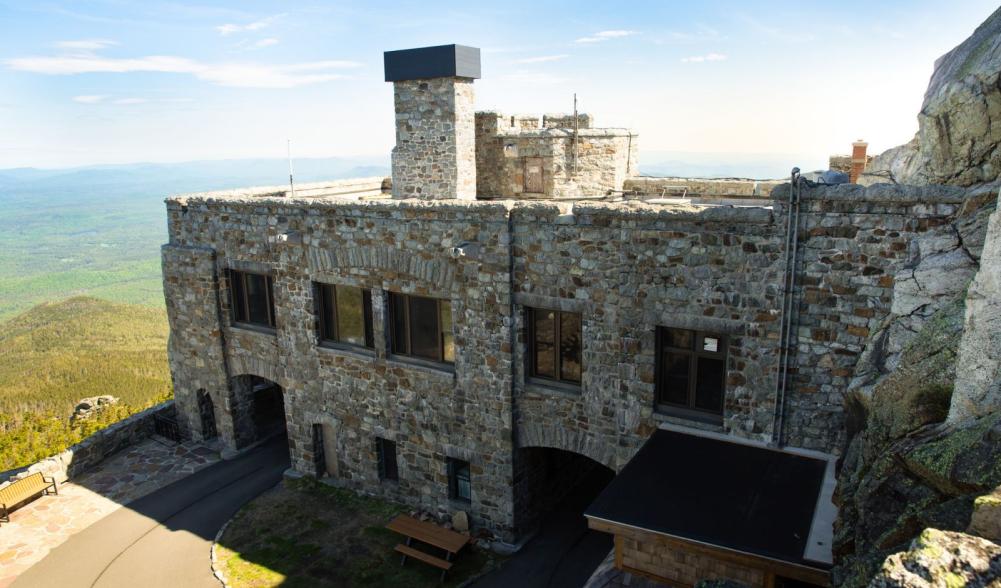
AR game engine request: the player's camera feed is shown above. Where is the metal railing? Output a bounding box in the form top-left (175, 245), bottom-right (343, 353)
top-left (153, 413), bottom-right (181, 444)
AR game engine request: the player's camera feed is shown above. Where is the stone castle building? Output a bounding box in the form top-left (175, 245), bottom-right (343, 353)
top-left (161, 44), bottom-right (968, 586)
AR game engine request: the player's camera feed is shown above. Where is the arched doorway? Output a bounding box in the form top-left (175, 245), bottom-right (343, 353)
top-left (197, 389), bottom-right (217, 440)
top-left (514, 446), bottom-right (616, 534)
top-left (229, 375), bottom-right (287, 449)
top-left (496, 447), bottom-right (616, 587)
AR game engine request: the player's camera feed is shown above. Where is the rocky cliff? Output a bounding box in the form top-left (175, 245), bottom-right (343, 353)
top-left (834, 198), bottom-right (1000, 587)
top-left (862, 7), bottom-right (1001, 187)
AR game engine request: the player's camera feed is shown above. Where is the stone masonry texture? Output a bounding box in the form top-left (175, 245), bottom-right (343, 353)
top-left (392, 78), bottom-right (476, 200)
top-left (160, 180), bottom-right (966, 542)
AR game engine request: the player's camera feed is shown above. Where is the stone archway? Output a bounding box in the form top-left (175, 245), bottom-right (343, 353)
top-left (196, 389), bottom-right (217, 440)
top-left (516, 423), bottom-right (620, 472)
top-left (512, 445), bottom-right (616, 536)
top-left (229, 374), bottom-right (287, 449)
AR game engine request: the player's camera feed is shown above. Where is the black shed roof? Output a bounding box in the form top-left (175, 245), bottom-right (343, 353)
top-left (585, 428), bottom-right (830, 569)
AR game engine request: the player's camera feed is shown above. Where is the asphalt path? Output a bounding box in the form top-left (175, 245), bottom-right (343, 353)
top-left (13, 436), bottom-right (289, 588)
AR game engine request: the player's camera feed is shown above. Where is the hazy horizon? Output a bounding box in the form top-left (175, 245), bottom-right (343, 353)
top-left (0, 149), bottom-right (824, 181)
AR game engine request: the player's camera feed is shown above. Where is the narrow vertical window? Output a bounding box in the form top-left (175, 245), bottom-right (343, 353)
top-left (655, 327), bottom-right (727, 421)
top-left (527, 307), bottom-right (582, 386)
top-left (376, 437), bottom-right (398, 481)
top-left (448, 458), bottom-right (471, 502)
top-left (229, 269), bottom-right (276, 330)
top-left (316, 283), bottom-right (373, 348)
top-left (387, 292), bottom-right (454, 364)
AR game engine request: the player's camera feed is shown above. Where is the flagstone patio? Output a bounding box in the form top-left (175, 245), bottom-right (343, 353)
top-left (0, 437), bottom-right (221, 588)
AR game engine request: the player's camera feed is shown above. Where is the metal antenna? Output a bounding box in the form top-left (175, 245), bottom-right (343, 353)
top-left (572, 93), bottom-right (579, 177)
top-left (287, 139), bottom-right (295, 197)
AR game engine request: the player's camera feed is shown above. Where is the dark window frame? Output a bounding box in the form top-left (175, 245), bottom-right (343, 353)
top-left (229, 269), bottom-right (276, 331)
top-left (526, 307), bottom-right (583, 387)
top-left (387, 292), bottom-right (454, 364)
top-left (654, 327), bottom-right (728, 424)
top-left (315, 282), bottom-right (374, 349)
top-left (376, 437), bottom-right (398, 482)
top-left (447, 457), bottom-right (471, 503)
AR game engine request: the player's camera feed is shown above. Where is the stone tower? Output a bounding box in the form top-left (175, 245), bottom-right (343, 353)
top-left (384, 44), bottom-right (480, 200)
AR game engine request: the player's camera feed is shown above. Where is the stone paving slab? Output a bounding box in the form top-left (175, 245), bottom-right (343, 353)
top-left (0, 437), bottom-right (221, 588)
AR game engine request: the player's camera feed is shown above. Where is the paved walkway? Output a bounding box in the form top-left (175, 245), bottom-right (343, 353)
top-left (0, 437), bottom-right (221, 588)
top-left (10, 435), bottom-right (289, 588)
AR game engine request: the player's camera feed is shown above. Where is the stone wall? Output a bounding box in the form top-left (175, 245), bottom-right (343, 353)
top-left (0, 402), bottom-right (176, 484)
top-left (776, 183), bottom-right (967, 451)
top-left (475, 111), bottom-right (636, 199)
top-left (623, 177), bottom-right (782, 199)
top-left (164, 194), bottom-right (518, 537)
top-left (162, 182), bottom-right (968, 540)
top-left (510, 202), bottom-right (785, 456)
top-left (391, 77), bottom-right (476, 199)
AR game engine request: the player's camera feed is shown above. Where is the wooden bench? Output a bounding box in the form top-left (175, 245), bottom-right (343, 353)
top-left (1, 472), bottom-right (58, 523)
top-left (386, 514), bottom-right (470, 581)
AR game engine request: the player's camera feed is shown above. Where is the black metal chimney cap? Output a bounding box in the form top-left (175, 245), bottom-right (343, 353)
top-left (384, 44), bottom-right (481, 82)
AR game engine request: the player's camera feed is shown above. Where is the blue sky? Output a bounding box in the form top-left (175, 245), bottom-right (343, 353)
top-left (0, 0), bottom-right (997, 170)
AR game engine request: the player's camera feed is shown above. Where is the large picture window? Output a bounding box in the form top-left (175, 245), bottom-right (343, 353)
top-left (317, 283), bottom-right (374, 348)
top-left (656, 327), bottom-right (727, 421)
top-left (388, 292), bottom-right (454, 364)
top-left (230, 270), bottom-right (276, 330)
top-left (527, 308), bottom-right (582, 385)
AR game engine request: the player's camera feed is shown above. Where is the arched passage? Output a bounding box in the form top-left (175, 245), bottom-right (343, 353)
top-left (196, 389), bottom-right (217, 440)
top-left (229, 374), bottom-right (287, 449)
top-left (513, 446), bottom-right (616, 536)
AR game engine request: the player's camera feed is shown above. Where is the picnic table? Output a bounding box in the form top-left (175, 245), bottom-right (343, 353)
top-left (386, 514), bottom-right (471, 581)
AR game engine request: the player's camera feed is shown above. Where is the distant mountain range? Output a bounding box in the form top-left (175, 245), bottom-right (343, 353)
top-left (639, 151), bottom-right (827, 180)
top-left (0, 150), bottom-right (826, 195)
top-left (0, 156), bottom-right (391, 196)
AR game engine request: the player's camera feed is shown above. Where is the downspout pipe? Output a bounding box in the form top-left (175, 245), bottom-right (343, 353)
top-left (771, 168), bottom-right (802, 447)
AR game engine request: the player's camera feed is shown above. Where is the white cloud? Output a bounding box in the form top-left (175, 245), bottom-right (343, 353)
top-left (56, 39), bottom-right (118, 51)
top-left (216, 14), bottom-right (284, 36)
top-left (72, 94), bottom-right (109, 103)
top-left (514, 54), bottom-right (569, 64)
top-left (6, 51), bottom-right (363, 89)
top-left (654, 26), bottom-right (722, 45)
top-left (255, 38), bottom-right (280, 48)
top-left (575, 30), bottom-right (638, 44)
top-left (500, 71), bottom-right (569, 85)
top-left (113, 98), bottom-right (148, 105)
top-left (680, 53), bottom-right (728, 63)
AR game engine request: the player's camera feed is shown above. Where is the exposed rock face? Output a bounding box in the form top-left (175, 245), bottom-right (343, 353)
top-left (70, 395), bottom-right (119, 424)
top-left (849, 191), bottom-right (991, 397)
top-left (951, 205), bottom-right (1001, 423)
top-left (869, 529), bottom-right (1001, 588)
top-left (834, 192), bottom-right (1000, 588)
top-left (863, 8), bottom-right (1001, 187)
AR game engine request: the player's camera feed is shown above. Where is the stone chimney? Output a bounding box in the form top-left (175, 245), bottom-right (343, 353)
top-left (384, 44), bottom-right (480, 200)
top-left (850, 140), bottom-right (868, 183)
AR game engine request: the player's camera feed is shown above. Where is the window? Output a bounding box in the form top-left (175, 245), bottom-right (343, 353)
top-left (376, 437), bottom-right (398, 481)
top-left (656, 327), bottom-right (727, 421)
top-left (447, 458), bottom-right (471, 502)
top-left (230, 270), bottom-right (276, 330)
top-left (527, 308), bottom-right (582, 385)
top-left (388, 292), bottom-right (454, 363)
top-left (317, 283), bottom-right (374, 348)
